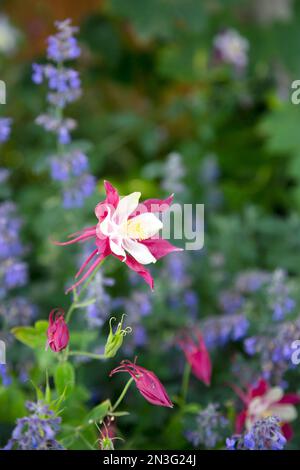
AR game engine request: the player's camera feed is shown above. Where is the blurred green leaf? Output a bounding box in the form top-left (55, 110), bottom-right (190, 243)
top-left (85, 399), bottom-right (111, 424)
top-left (54, 362), bottom-right (75, 398)
top-left (11, 320), bottom-right (48, 349)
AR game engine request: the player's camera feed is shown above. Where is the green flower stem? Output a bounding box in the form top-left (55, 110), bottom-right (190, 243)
top-left (68, 350), bottom-right (106, 360)
top-left (111, 378), bottom-right (134, 412)
top-left (79, 431), bottom-right (96, 450)
top-left (65, 259), bottom-right (104, 324)
top-left (181, 362), bottom-right (191, 406)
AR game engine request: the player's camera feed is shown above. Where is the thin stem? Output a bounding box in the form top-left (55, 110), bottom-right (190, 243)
top-left (111, 378), bottom-right (134, 412)
top-left (181, 362), bottom-right (191, 406)
top-left (65, 303), bottom-right (76, 324)
top-left (78, 431), bottom-right (95, 450)
top-left (68, 350), bottom-right (106, 360)
top-left (65, 259), bottom-right (104, 324)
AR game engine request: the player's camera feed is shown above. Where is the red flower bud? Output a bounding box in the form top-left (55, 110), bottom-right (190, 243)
top-left (46, 308), bottom-right (69, 352)
top-left (110, 359), bottom-right (173, 408)
top-left (178, 330), bottom-right (212, 386)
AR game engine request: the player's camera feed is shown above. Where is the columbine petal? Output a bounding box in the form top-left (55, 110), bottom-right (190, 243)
top-left (113, 192), bottom-right (141, 224)
top-left (281, 423), bottom-right (293, 440)
top-left (264, 387), bottom-right (284, 405)
top-left (269, 404), bottom-right (298, 422)
top-left (249, 379), bottom-right (269, 399)
top-left (109, 237), bottom-right (126, 259)
top-left (124, 255), bottom-right (154, 289)
top-left (95, 180), bottom-right (119, 221)
top-left (132, 194), bottom-right (174, 217)
top-left (98, 207), bottom-right (117, 238)
top-left (278, 393), bottom-right (300, 405)
top-left (142, 238), bottom-right (183, 260)
top-left (248, 397), bottom-right (269, 417)
top-left (104, 180), bottom-right (119, 207)
top-left (235, 410), bottom-right (247, 434)
top-left (123, 239), bottom-right (156, 265)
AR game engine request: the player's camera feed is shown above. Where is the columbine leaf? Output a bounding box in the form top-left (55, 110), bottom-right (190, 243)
top-left (54, 362), bottom-right (75, 398)
top-left (86, 399), bottom-right (111, 424)
top-left (11, 320), bottom-right (48, 349)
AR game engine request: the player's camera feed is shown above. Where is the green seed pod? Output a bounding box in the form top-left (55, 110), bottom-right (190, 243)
top-left (104, 315), bottom-right (132, 358)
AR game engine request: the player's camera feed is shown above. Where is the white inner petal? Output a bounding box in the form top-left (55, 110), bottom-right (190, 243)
top-left (109, 236), bottom-right (127, 260)
top-left (123, 239), bottom-right (157, 265)
top-left (113, 192), bottom-right (141, 224)
top-left (263, 387), bottom-right (284, 405)
top-left (248, 397), bottom-right (268, 417)
top-left (99, 206), bottom-right (117, 237)
top-left (268, 404), bottom-right (297, 423)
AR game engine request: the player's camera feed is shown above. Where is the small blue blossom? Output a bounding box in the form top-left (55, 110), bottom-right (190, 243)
top-left (33, 20), bottom-right (95, 209)
top-left (3, 401), bottom-right (64, 450)
top-left (0, 297), bottom-right (37, 327)
top-left (186, 404), bottom-right (229, 449)
top-left (47, 19), bottom-right (80, 62)
top-left (0, 117), bottom-right (12, 143)
top-left (82, 267), bottom-right (114, 329)
top-left (235, 270), bottom-right (270, 293)
top-left (0, 364), bottom-right (12, 387)
top-left (219, 289), bottom-right (244, 314)
top-left (267, 269), bottom-right (295, 321)
top-left (3, 259), bottom-right (28, 290)
top-left (226, 416), bottom-right (286, 450)
top-left (244, 317), bottom-right (300, 384)
top-left (201, 313), bottom-right (249, 349)
top-left (0, 202), bottom-right (24, 260)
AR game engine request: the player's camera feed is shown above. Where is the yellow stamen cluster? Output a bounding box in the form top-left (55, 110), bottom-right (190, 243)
top-left (125, 219), bottom-right (147, 240)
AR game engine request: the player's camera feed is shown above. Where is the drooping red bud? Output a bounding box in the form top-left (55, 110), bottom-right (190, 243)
top-left (110, 359), bottom-right (173, 408)
top-left (178, 330), bottom-right (212, 386)
top-left (46, 308), bottom-right (69, 352)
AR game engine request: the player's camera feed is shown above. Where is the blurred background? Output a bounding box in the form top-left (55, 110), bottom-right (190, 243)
top-left (1, 0), bottom-right (300, 450)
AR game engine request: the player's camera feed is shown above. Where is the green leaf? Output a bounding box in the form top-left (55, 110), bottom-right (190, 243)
top-left (0, 386), bottom-right (26, 423)
top-left (86, 399), bottom-right (111, 424)
top-left (11, 320), bottom-right (48, 349)
top-left (31, 381), bottom-right (44, 402)
top-left (45, 371), bottom-right (51, 404)
top-left (109, 0), bottom-right (206, 40)
top-left (54, 362), bottom-right (75, 398)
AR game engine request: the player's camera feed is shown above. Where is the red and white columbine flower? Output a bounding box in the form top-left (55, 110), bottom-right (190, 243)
top-left (234, 379), bottom-right (300, 440)
top-left (55, 180), bottom-right (182, 292)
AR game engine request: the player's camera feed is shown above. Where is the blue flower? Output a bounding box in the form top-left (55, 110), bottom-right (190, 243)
top-left (226, 416), bottom-right (287, 450)
top-left (201, 313), bottom-right (249, 349)
top-left (33, 19), bottom-right (95, 209)
top-left (0, 365), bottom-right (12, 387)
top-left (4, 401), bottom-right (64, 450)
top-left (186, 403), bottom-right (229, 449)
top-left (47, 19), bottom-right (80, 62)
top-left (0, 117), bottom-right (12, 143)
